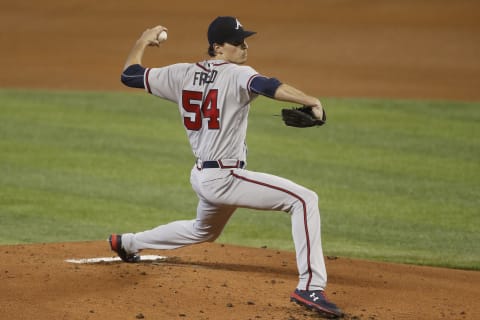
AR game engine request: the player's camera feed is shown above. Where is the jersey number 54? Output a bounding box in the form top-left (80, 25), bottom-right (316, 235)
top-left (182, 89), bottom-right (220, 131)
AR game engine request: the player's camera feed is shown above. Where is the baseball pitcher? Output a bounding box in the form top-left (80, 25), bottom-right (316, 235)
top-left (109, 16), bottom-right (342, 318)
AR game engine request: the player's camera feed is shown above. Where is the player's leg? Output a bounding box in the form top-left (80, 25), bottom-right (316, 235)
top-left (120, 167), bottom-right (236, 253)
top-left (121, 200), bottom-right (236, 254)
top-left (225, 169), bottom-right (327, 291)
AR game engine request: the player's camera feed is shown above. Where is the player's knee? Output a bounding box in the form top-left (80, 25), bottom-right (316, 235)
top-left (302, 189), bottom-right (318, 206)
top-left (200, 232), bottom-right (221, 243)
top-left (193, 227), bottom-right (220, 243)
top-left (290, 189), bottom-right (318, 215)
top-left (205, 233), bottom-right (221, 243)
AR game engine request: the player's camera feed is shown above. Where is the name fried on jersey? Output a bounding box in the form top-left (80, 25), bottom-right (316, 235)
top-left (193, 70), bottom-right (218, 85)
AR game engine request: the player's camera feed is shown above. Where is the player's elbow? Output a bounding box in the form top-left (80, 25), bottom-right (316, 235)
top-left (121, 64), bottom-right (146, 89)
top-left (250, 76), bottom-right (282, 98)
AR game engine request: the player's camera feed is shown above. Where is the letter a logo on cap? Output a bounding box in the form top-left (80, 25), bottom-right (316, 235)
top-left (235, 18), bottom-right (243, 30)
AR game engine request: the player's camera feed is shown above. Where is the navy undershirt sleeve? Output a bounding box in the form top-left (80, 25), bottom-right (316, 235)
top-left (249, 76), bottom-right (282, 98)
top-left (121, 64), bottom-right (146, 89)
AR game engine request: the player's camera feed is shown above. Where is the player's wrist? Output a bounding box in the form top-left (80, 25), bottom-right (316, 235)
top-left (136, 38), bottom-right (151, 47)
top-left (305, 97), bottom-right (321, 108)
top-left (310, 105), bottom-right (324, 120)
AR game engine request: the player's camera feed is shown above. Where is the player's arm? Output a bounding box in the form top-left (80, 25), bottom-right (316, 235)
top-left (274, 84), bottom-right (324, 119)
top-left (123, 25), bottom-right (167, 70)
top-left (250, 77), bottom-right (324, 120)
top-left (121, 26), bottom-right (168, 89)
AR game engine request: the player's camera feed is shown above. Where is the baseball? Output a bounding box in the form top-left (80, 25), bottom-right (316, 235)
top-left (157, 30), bottom-right (168, 42)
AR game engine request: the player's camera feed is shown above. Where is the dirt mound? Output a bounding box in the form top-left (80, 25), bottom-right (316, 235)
top-left (1, 241), bottom-right (479, 319)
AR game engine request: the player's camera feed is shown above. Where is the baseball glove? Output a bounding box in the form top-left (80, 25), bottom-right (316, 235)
top-left (281, 106), bottom-right (326, 128)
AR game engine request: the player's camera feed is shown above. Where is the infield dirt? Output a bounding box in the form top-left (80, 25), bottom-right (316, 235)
top-left (1, 1), bottom-right (479, 319)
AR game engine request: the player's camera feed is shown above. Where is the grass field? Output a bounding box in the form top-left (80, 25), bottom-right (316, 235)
top-left (0, 88), bottom-right (478, 269)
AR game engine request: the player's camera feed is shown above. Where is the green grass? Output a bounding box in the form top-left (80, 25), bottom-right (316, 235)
top-left (0, 88), bottom-right (479, 269)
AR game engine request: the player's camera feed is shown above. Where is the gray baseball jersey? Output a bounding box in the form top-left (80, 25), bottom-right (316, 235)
top-left (146, 60), bottom-right (256, 161)
top-left (121, 60), bottom-right (327, 291)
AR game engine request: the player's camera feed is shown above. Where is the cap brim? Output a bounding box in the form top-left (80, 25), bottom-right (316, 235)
top-left (243, 30), bottom-right (256, 39)
top-left (224, 30), bottom-right (256, 45)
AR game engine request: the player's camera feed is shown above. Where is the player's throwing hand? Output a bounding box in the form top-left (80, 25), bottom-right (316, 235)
top-left (139, 25), bottom-right (168, 47)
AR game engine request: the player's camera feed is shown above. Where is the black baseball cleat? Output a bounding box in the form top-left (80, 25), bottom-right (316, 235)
top-left (290, 289), bottom-right (344, 318)
top-left (108, 234), bottom-right (140, 263)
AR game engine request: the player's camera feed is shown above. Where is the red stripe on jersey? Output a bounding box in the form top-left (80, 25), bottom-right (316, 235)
top-left (230, 171), bottom-right (314, 290)
top-left (195, 63), bottom-right (210, 72)
top-left (145, 68), bottom-right (152, 94)
top-left (196, 61), bottom-right (230, 71)
top-left (213, 61), bottom-right (230, 66)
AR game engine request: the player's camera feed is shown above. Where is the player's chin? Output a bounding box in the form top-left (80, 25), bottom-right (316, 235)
top-left (237, 55), bottom-right (248, 64)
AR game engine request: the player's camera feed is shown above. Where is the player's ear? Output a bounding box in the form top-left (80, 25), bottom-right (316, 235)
top-left (213, 43), bottom-right (224, 56)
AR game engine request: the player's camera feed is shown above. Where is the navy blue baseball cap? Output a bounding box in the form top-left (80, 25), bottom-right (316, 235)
top-left (208, 16), bottom-right (256, 46)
